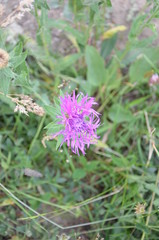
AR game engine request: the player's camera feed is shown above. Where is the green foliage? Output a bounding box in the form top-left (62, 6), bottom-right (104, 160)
top-left (101, 34), bottom-right (117, 59)
top-left (85, 45), bottom-right (106, 86)
top-left (108, 103), bottom-right (133, 123)
top-left (1, 0), bottom-right (159, 239)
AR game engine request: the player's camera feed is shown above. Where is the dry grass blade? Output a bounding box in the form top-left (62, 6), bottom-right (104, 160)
top-left (0, 183), bottom-right (63, 229)
top-left (0, 183), bottom-right (123, 230)
top-left (144, 111), bottom-right (154, 167)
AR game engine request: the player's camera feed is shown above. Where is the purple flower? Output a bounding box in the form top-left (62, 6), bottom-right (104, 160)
top-left (52, 91), bottom-right (100, 155)
top-left (149, 73), bottom-right (159, 86)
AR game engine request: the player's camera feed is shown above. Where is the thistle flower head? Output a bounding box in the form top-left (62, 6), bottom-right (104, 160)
top-left (0, 49), bottom-right (9, 69)
top-left (51, 91), bottom-right (100, 155)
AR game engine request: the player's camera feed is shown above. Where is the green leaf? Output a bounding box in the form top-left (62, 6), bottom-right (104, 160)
top-left (145, 183), bottom-right (159, 195)
top-left (106, 0), bottom-right (112, 7)
top-left (101, 34), bottom-right (117, 59)
top-left (73, 168), bottom-right (86, 180)
top-left (10, 52), bottom-right (27, 68)
top-left (13, 60), bottom-right (30, 87)
top-left (10, 42), bottom-right (23, 57)
top-left (86, 161), bottom-right (99, 172)
top-left (129, 47), bottom-right (159, 83)
top-left (44, 122), bottom-right (59, 129)
top-left (129, 58), bottom-right (150, 83)
top-left (111, 156), bottom-right (129, 167)
top-left (108, 104), bottom-right (133, 123)
top-left (125, 96), bottom-right (150, 108)
top-left (48, 20), bottom-right (86, 45)
top-left (56, 135), bottom-right (64, 150)
top-left (15, 61), bottom-right (29, 75)
top-left (60, 90), bottom-right (64, 97)
top-left (135, 223), bottom-right (149, 234)
top-left (55, 53), bottom-right (82, 73)
top-left (69, 0), bottom-right (83, 14)
top-left (127, 175), bottom-right (144, 183)
top-left (0, 68), bottom-right (14, 94)
top-left (153, 198), bottom-right (159, 206)
top-left (85, 45), bottom-right (106, 86)
top-left (46, 127), bottom-right (63, 135)
top-left (14, 71), bottom-right (30, 88)
top-left (45, 122), bottom-right (63, 135)
top-left (129, 15), bottom-right (147, 39)
top-left (1, 159), bottom-right (8, 170)
top-left (36, 26), bottom-right (51, 47)
top-left (36, 0), bottom-right (50, 9)
top-left (0, 75), bottom-right (10, 95)
top-left (44, 105), bottom-right (61, 118)
top-left (105, 58), bottom-right (121, 90)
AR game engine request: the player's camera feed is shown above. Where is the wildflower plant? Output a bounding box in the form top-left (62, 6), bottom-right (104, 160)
top-left (2, 0), bottom-right (159, 239)
top-left (44, 91), bottom-right (100, 155)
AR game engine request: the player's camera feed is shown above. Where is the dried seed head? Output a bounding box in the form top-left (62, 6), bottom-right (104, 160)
top-left (134, 203), bottom-right (146, 215)
top-left (95, 233), bottom-right (104, 240)
top-left (11, 94), bottom-right (45, 117)
top-left (0, 49), bottom-right (9, 69)
top-left (19, 0), bottom-right (34, 9)
top-left (14, 104), bottom-right (29, 116)
top-left (56, 233), bottom-right (70, 240)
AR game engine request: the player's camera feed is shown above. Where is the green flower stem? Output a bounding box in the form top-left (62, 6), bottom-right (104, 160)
top-left (28, 115), bottom-right (46, 154)
top-left (63, 144), bottom-right (75, 172)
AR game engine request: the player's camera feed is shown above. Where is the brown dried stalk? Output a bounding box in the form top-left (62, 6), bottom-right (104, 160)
top-left (41, 135), bottom-right (52, 148)
top-left (0, 0), bottom-right (34, 27)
